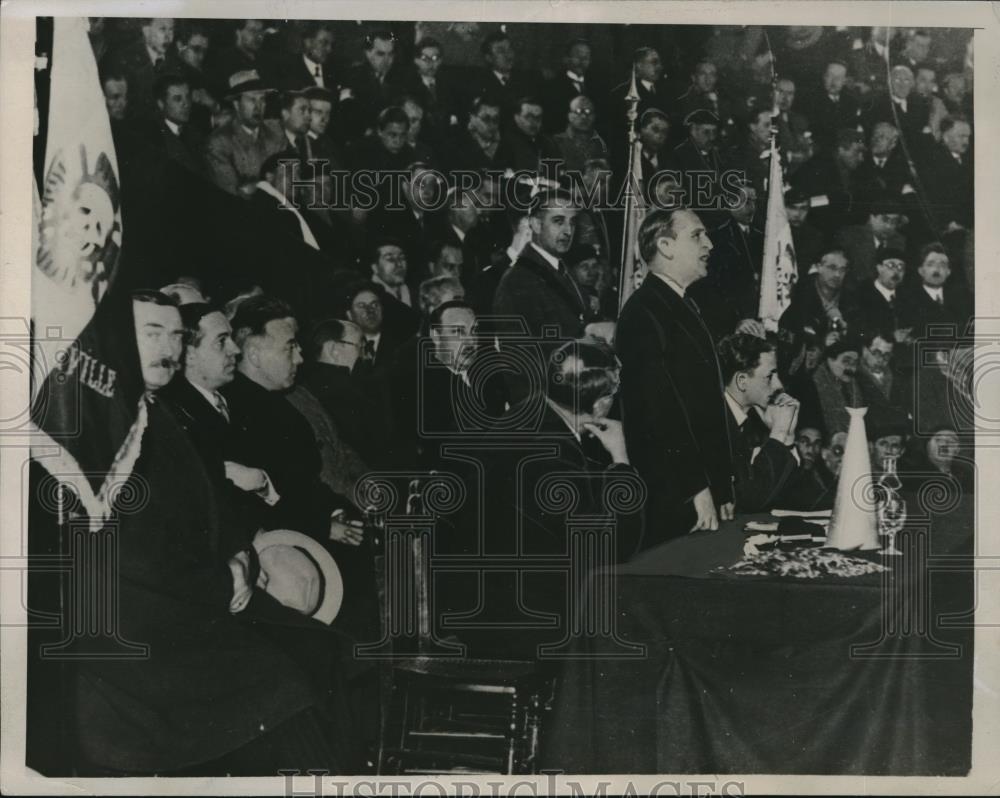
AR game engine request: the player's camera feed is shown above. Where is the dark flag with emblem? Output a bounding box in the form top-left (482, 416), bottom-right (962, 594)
top-left (31, 17), bottom-right (147, 526)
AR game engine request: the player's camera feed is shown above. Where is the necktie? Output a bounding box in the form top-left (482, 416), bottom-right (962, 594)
top-left (934, 293), bottom-right (944, 305)
top-left (214, 392), bottom-right (230, 422)
top-left (295, 134), bottom-right (309, 163)
top-left (557, 260), bottom-right (586, 312)
top-left (683, 293), bottom-right (702, 317)
top-left (314, 65), bottom-right (321, 78)
top-left (364, 338), bottom-right (376, 362)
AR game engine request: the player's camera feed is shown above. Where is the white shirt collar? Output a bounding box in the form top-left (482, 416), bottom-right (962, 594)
top-left (873, 40), bottom-right (886, 57)
top-left (873, 281), bottom-right (895, 302)
top-left (894, 96), bottom-right (908, 112)
top-left (303, 54), bottom-right (322, 75)
top-left (724, 391), bottom-right (749, 427)
top-left (649, 271), bottom-right (686, 299)
top-left (240, 123), bottom-right (258, 138)
top-left (284, 129), bottom-right (298, 147)
top-left (146, 44), bottom-right (162, 64)
top-left (566, 69), bottom-right (585, 83)
top-left (255, 181), bottom-right (320, 250)
top-left (545, 397), bottom-right (582, 442)
top-left (641, 79), bottom-right (654, 92)
top-left (923, 284), bottom-right (944, 302)
top-left (365, 331), bottom-right (382, 349)
top-left (530, 242), bottom-right (561, 271)
top-left (164, 118), bottom-right (181, 136)
top-left (493, 70), bottom-right (509, 84)
top-left (451, 224), bottom-right (466, 242)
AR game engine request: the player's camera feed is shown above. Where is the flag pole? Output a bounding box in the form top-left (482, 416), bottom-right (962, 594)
top-left (758, 32), bottom-right (799, 332)
top-left (617, 65), bottom-right (643, 315)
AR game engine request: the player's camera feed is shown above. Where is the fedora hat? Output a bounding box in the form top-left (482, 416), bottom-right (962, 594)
top-left (253, 529), bottom-right (343, 624)
top-left (225, 69), bottom-right (276, 98)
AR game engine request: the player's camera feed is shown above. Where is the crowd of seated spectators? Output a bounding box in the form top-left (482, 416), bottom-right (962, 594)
top-left (53, 18), bottom-right (976, 775)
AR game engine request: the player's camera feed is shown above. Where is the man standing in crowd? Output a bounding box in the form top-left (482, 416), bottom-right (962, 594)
top-left (617, 208), bottom-right (735, 546)
top-left (102, 17), bottom-right (174, 121)
top-left (493, 189), bottom-right (590, 400)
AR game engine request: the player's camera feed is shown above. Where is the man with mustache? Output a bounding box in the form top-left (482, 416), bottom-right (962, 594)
top-left (718, 333), bottom-right (801, 513)
top-left (804, 337), bottom-right (864, 438)
top-left (76, 291), bottom-right (334, 776)
top-left (617, 207), bottom-right (735, 546)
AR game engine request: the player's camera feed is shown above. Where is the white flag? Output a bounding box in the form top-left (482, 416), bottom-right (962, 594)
top-left (34, 17), bottom-right (122, 380)
top-left (759, 135), bottom-right (797, 332)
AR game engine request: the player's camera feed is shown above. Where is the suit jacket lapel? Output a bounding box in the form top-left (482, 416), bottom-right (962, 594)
top-left (519, 247), bottom-right (587, 317)
top-left (643, 275), bottom-right (716, 360)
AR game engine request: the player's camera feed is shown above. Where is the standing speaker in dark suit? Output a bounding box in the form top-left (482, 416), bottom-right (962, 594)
top-left (616, 208), bottom-right (735, 548)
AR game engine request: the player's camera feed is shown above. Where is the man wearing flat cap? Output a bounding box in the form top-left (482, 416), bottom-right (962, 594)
top-left (204, 69), bottom-right (287, 197)
top-left (671, 108), bottom-right (725, 227)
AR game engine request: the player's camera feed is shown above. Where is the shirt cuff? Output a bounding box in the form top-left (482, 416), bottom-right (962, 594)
top-left (256, 472), bottom-right (280, 506)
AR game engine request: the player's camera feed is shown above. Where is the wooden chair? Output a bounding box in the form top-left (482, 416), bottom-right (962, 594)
top-left (361, 476), bottom-right (556, 775)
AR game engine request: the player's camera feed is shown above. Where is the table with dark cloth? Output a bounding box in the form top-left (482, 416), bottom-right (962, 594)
top-left (542, 496), bottom-right (974, 775)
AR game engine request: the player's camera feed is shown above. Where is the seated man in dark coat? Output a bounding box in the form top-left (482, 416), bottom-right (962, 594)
top-left (338, 29), bottom-right (405, 140)
top-left (464, 338), bottom-right (643, 659)
top-left (76, 291), bottom-right (345, 776)
top-left (778, 246), bottom-right (853, 375)
top-left (718, 333), bottom-right (801, 513)
top-left (833, 195), bottom-right (907, 291)
top-left (690, 180), bottom-right (764, 338)
top-left (300, 317), bottom-right (392, 469)
top-left (898, 242), bottom-right (974, 341)
top-left (222, 295), bottom-right (354, 542)
top-left (781, 424), bottom-right (836, 510)
top-left (101, 17), bottom-right (174, 122)
top-left (148, 73), bottom-right (205, 175)
top-left (790, 127), bottom-right (869, 237)
top-left (389, 300), bottom-right (506, 469)
top-left (916, 116), bottom-right (973, 234)
top-left (161, 303), bottom-right (282, 526)
top-left (846, 247), bottom-right (908, 338)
